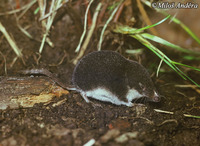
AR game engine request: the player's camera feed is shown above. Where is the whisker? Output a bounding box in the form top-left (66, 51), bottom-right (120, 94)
top-left (143, 97), bottom-right (147, 104)
top-left (159, 94), bottom-right (165, 99)
top-left (132, 97), bottom-right (139, 104)
top-left (144, 97), bottom-right (147, 104)
top-left (140, 97), bottom-right (144, 103)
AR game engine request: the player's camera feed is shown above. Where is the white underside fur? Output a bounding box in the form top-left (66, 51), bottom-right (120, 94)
top-left (80, 87), bottom-right (142, 107)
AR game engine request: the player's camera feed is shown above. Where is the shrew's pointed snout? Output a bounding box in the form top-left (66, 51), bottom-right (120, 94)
top-left (151, 91), bottom-right (160, 102)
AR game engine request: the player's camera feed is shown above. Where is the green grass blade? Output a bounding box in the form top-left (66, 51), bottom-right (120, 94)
top-left (141, 0), bottom-right (200, 44)
top-left (141, 33), bottom-right (200, 55)
top-left (183, 114), bottom-right (200, 119)
top-left (171, 61), bottom-right (200, 71)
top-left (132, 34), bottom-right (186, 79)
top-left (113, 15), bottom-right (170, 34)
top-left (183, 55), bottom-right (200, 61)
top-left (0, 22), bottom-right (22, 58)
top-left (172, 64), bottom-right (200, 87)
top-left (163, 13), bottom-right (200, 45)
top-left (133, 34), bottom-right (200, 87)
top-left (98, 0), bottom-right (123, 51)
top-left (113, 25), bottom-right (141, 34)
top-left (34, 7), bottom-right (40, 15)
top-left (134, 34), bottom-right (200, 87)
top-left (134, 15), bottom-right (170, 33)
top-left (113, 18), bottom-right (200, 87)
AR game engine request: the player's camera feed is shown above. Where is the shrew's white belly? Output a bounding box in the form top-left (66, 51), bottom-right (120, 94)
top-left (83, 87), bottom-right (142, 107)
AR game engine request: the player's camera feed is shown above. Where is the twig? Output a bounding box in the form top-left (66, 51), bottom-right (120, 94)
top-left (16, 0), bottom-right (20, 9)
top-left (38, 0), bottom-right (64, 53)
top-left (73, 3), bottom-right (102, 64)
top-left (154, 109), bottom-right (200, 119)
top-left (75, 0), bottom-right (94, 52)
top-left (0, 22), bottom-right (22, 58)
top-left (136, 0), bottom-right (158, 36)
top-left (10, 56), bottom-right (18, 68)
top-left (97, 3), bottom-right (108, 24)
top-left (38, 0), bottom-right (47, 28)
top-left (33, 52), bottom-right (41, 65)
top-left (84, 0), bottom-right (92, 26)
top-left (154, 109), bottom-right (174, 114)
top-left (17, 23), bottom-right (33, 39)
top-left (12, 4), bottom-right (33, 39)
top-left (18, 0), bottom-right (35, 19)
top-left (175, 85), bottom-right (198, 88)
top-left (0, 51), bottom-right (7, 76)
top-left (98, 0), bottom-right (123, 51)
top-left (175, 84), bottom-right (200, 94)
top-left (39, 0), bottom-right (67, 21)
top-left (156, 58), bottom-right (163, 77)
top-left (157, 119), bottom-right (178, 126)
top-left (138, 117), bottom-right (154, 125)
top-left (113, 2), bottom-right (124, 22)
top-left (49, 50), bottom-right (67, 66)
top-left (0, 0), bottom-right (37, 16)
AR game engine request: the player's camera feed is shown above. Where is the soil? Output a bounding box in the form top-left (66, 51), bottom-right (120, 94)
top-left (0, 0), bottom-right (200, 146)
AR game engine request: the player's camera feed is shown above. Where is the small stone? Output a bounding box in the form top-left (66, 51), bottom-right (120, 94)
top-left (100, 129), bottom-right (120, 143)
top-left (115, 132), bottom-right (138, 143)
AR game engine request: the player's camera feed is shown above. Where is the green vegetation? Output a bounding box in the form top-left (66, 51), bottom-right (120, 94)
top-left (113, 16), bottom-right (200, 87)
